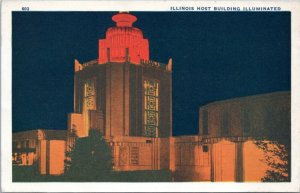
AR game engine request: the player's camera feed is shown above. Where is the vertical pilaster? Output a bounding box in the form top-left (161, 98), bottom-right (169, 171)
top-left (169, 72), bottom-right (172, 137)
top-left (169, 137), bottom-right (175, 172)
top-left (235, 141), bottom-right (244, 182)
top-left (210, 143), bottom-right (215, 182)
top-left (124, 62), bottom-right (130, 136)
top-left (105, 63), bottom-right (111, 137)
top-left (46, 140), bottom-right (50, 175)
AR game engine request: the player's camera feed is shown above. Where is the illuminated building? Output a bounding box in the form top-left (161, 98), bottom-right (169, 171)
top-left (12, 129), bottom-right (66, 175)
top-left (172, 91), bottom-right (290, 181)
top-left (67, 12), bottom-right (172, 171)
top-left (12, 12), bottom-right (290, 181)
top-left (69, 12), bottom-right (172, 139)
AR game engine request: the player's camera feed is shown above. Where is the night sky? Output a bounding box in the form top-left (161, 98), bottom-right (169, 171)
top-left (12, 12), bottom-right (291, 135)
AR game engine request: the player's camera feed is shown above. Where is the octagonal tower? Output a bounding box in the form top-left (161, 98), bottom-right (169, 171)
top-left (69, 12), bottom-right (172, 140)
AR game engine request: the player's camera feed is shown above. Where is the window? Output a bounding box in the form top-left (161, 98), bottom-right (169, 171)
top-left (241, 107), bottom-right (251, 134)
top-left (221, 109), bottom-right (230, 136)
top-left (13, 142), bottom-right (17, 150)
top-left (84, 79), bottom-right (96, 110)
top-left (264, 106), bottom-right (275, 131)
top-left (26, 140), bottom-right (29, 148)
top-left (83, 79), bottom-right (96, 131)
top-left (203, 151), bottom-right (209, 166)
top-left (22, 141), bottom-right (26, 148)
top-left (202, 110), bottom-right (209, 135)
top-left (144, 80), bottom-right (159, 137)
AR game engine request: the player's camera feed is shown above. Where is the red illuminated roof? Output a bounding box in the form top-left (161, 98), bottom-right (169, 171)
top-left (98, 12), bottom-right (149, 64)
top-left (112, 12), bottom-right (137, 27)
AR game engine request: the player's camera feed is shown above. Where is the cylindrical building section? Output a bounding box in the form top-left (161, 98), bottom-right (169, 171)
top-left (198, 91), bottom-right (291, 139)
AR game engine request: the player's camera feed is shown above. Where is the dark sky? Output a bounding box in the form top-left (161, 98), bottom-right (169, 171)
top-left (12, 12), bottom-right (291, 135)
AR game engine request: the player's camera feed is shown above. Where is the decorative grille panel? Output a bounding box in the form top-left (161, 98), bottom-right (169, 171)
top-left (84, 79), bottom-right (96, 110)
top-left (130, 147), bottom-right (139, 165)
top-left (144, 80), bottom-right (159, 137)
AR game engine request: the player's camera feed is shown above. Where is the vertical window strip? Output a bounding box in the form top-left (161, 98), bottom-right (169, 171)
top-left (144, 80), bottom-right (159, 137)
top-left (84, 79), bottom-right (96, 110)
top-left (202, 110), bottom-right (208, 135)
top-left (221, 108), bottom-right (229, 136)
top-left (242, 107), bottom-right (251, 134)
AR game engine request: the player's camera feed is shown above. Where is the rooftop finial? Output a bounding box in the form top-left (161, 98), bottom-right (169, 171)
top-left (112, 12), bottom-right (137, 27)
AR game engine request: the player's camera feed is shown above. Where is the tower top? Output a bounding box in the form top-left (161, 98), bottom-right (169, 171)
top-left (98, 12), bottom-right (149, 64)
top-left (112, 13), bottom-right (137, 27)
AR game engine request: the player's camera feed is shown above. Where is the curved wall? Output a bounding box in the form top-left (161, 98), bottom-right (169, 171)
top-left (198, 91), bottom-right (290, 139)
top-left (173, 91), bottom-right (291, 182)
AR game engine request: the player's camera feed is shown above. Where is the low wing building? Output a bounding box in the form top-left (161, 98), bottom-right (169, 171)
top-left (13, 129), bottom-right (66, 175)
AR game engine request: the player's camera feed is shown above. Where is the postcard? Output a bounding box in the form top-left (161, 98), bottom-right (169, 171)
top-left (1, 0), bottom-right (300, 192)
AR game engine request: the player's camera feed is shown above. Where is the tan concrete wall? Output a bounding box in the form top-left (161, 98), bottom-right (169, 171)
top-left (199, 92), bottom-right (290, 138)
top-left (49, 140), bottom-right (65, 175)
top-left (172, 136), bottom-right (211, 181)
top-left (172, 137), bottom-right (271, 182)
top-left (105, 63), bottom-right (130, 137)
top-left (243, 140), bottom-right (269, 181)
top-left (39, 140), bottom-right (47, 175)
top-left (108, 136), bottom-right (170, 171)
top-left (38, 140), bottom-right (66, 175)
top-left (68, 113), bottom-right (85, 137)
top-left (212, 140), bottom-right (236, 181)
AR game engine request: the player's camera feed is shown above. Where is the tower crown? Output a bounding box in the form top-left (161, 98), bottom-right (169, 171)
top-left (112, 13), bottom-right (137, 27)
top-left (98, 12), bottom-right (149, 64)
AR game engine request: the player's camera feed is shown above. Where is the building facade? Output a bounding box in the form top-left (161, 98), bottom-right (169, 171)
top-left (13, 129), bottom-right (66, 175)
top-left (67, 12), bottom-right (172, 171)
top-left (12, 12), bottom-right (291, 181)
top-left (172, 91), bottom-right (290, 181)
top-left (69, 12), bottom-right (172, 139)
